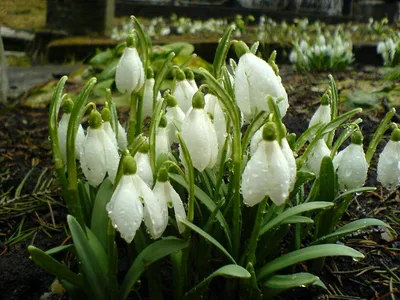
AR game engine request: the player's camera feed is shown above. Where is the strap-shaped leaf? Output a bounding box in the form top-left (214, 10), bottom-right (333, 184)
top-left (312, 218), bottom-right (391, 245)
top-left (169, 173), bottom-right (232, 249)
top-left (213, 25), bottom-right (234, 78)
top-left (185, 265), bottom-right (250, 298)
top-left (259, 202), bottom-right (333, 236)
top-left (28, 245), bottom-right (84, 289)
top-left (179, 217), bottom-right (236, 264)
top-left (263, 272), bottom-right (320, 289)
top-left (119, 237), bottom-right (188, 300)
top-left (334, 187), bottom-right (376, 201)
top-left (281, 216), bottom-right (314, 225)
top-left (257, 244), bottom-right (364, 281)
top-left (67, 215), bottom-right (109, 300)
top-left (91, 179), bottom-right (114, 250)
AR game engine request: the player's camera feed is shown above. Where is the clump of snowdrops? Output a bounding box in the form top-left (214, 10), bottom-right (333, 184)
top-left (377, 33), bottom-right (400, 67)
top-left (289, 26), bottom-right (353, 71)
top-left (28, 16), bottom-right (398, 300)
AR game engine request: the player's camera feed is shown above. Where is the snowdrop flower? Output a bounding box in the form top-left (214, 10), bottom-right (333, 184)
top-left (142, 67), bottom-right (161, 118)
top-left (184, 67), bottom-right (198, 91)
top-left (281, 137), bottom-right (297, 191)
top-left (156, 116), bottom-right (170, 161)
top-left (289, 50), bottom-right (298, 64)
top-left (165, 94), bottom-right (185, 144)
top-left (106, 156), bottom-right (166, 243)
top-left (377, 128), bottom-right (400, 190)
top-left (173, 69), bottom-right (196, 113)
top-left (377, 41), bottom-right (386, 54)
top-left (153, 167), bottom-right (187, 234)
top-left (204, 94), bottom-right (228, 155)
top-left (115, 34), bottom-right (145, 94)
top-left (134, 141), bottom-right (153, 188)
top-left (308, 92), bottom-right (331, 140)
top-left (117, 122), bottom-right (128, 150)
top-left (181, 91), bottom-right (218, 172)
top-left (102, 108), bottom-right (118, 148)
top-left (80, 110), bottom-right (120, 187)
top-left (305, 138), bottom-right (331, 176)
top-left (234, 41), bottom-right (288, 123)
top-left (58, 97), bottom-right (85, 162)
top-left (241, 122), bottom-right (291, 206)
top-left (333, 131), bottom-right (368, 191)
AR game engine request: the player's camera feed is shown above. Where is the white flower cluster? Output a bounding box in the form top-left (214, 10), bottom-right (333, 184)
top-left (289, 30), bottom-right (353, 71)
top-left (377, 34), bottom-right (400, 67)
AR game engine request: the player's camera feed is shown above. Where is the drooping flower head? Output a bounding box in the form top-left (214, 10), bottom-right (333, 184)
top-left (80, 110), bottom-right (120, 187)
top-left (156, 115), bottom-right (170, 162)
top-left (241, 122), bottom-right (291, 206)
top-left (173, 69), bottom-right (196, 113)
top-left (181, 91), bottom-right (218, 172)
top-left (305, 138), bottom-right (331, 176)
top-left (58, 96), bottom-right (85, 163)
top-left (134, 140), bottom-right (153, 188)
top-left (102, 107), bottom-right (118, 148)
top-left (377, 128), bottom-right (400, 190)
top-left (115, 34), bottom-right (145, 94)
top-left (309, 91), bottom-right (331, 129)
top-left (165, 93), bottom-right (185, 145)
top-left (142, 66), bottom-right (161, 118)
top-left (234, 41), bottom-right (288, 123)
top-left (333, 130), bottom-right (368, 191)
top-left (183, 67), bottom-right (198, 91)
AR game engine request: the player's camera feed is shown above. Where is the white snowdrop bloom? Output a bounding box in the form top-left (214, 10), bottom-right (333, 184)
top-left (305, 138), bottom-right (331, 176)
top-left (281, 138), bottom-right (297, 191)
top-left (241, 123), bottom-right (290, 206)
top-left (173, 70), bottom-right (196, 113)
top-left (103, 121), bottom-right (118, 148)
top-left (377, 41), bottom-right (386, 54)
top-left (377, 129), bottom-right (400, 190)
top-left (58, 112), bottom-right (85, 162)
top-left (106, 156), bottom-right (166, 242)
top-left (134, 142), bottom-right (153, 188)
top-left (106, 175), bottom-right (143, 243)
top-left (115, 35), bottom-right (145, 94)
top-left (204, 94), bottom-right (228, 153)
top-left (80, 111), bottom-right (120, 187)
top-left (299, 40), bottom-right (309, 52)
top-left (117, 122), bottom-right (128, 150)
top-left (165, 94), bottom-right (185, 144)
top-left (181, 92), bottom-right (218, 172)
top-left (308, 97), bottom-right (331, 139)
top-left (142, 67), bottom-right (162, 118)
top-left (289, 50), bottom-right (298, 64)
top-left (333, 132), bottom-right (368, 191)
top-left (153, 169), bottom-right (187, 234)
top-left (156, 117), bottom-right (170, 161)
top-left (234, 44), bottom-right (289, 123)
top-left (250, 126), bottom-right (263, 156)
top-left (184, 68), bottom-right (198, 91)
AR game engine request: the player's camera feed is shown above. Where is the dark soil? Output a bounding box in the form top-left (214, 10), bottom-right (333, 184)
top-left (0, 64), bottom-right (399, 299)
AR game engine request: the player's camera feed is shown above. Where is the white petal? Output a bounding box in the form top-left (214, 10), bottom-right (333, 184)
top-left (306, 139), bottom-right (331, 176)
top-left (377, 140), bottom-right (400, 189)
top-left (106, 175), bottom-right (143, 243)
top-left (281, 138), bottom-right (297, 191)
top-left (234, 60), bottom-right (252, 122)
top-left (205, 94), bottom-right (227, 151)
top-left (250, 126), bottom-right (263, 156)
top-left (75, 125), bottom-right (86, 160)
top-left (181, 108), bottom-right (218, 171)
top-left (309, 105), bottom-right (331, 128)
top-left (58, 113), bottom-right (70, 163)
top-left (103, 122), bottom-right (118, 148)
top-left (134, 152), bottom-right (153, 187)
top-left (134, 176), bottom-right (166, 239)
top-left (80, 128), bottom-right (106, 187)
top-left (169, 182), bottom-right (187, 234)
top-left (115, 48), bottom-right (145, 94)
top-left (174, 80), bottom-right (196, 113)
top-left (188, 79), bottom-right (198, 91)
top-left (142, 78), bottom-right (155, 118)
top-left (156, 127), bottom-right (170, 160)
top-left (152, 181), bottom-right (171, 231)
top-left (117, 122), bottom-right (128, 150)
top-left (102, 129), bottom-right (120, 184)
top-left (241, 140), bottom-right (290, 206)
top-left (166, 106), bottom-right (185, 144)
top-left (334, 144), bottom-right (368, 191)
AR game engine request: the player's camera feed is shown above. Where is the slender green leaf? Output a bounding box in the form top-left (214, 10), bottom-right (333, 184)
top-left (67, 215), bottom-right (109, 300)
top-left (15, 168), bottom-right (34, 197)
top-left (169, 173), bottom-right (232, 249)
top-left (257, 244), bottom-right (364, 281)
top-left (213, 25), bottom-right (234, 78)
top-left (250, 41), bottom-right (259, 54)
top-left (91, 179), bottom-right (114, 249)
top-left (290, 171), bottom-right (315, 198)
top-left (98, 60), bottom-right (119, 81)
top-left (312, 218), bottom-right (390, 245)
top-left (45, 244), bottom-right (74, 256)
top-left (334, 187), bottom-right (376, 201)
top-left (179, 217), bottom-right (236, 264)
top-left (185, 265), bottom-right (250, 297)
top-left (260, 202), bottom-right (334, 236)
top-left (318, 156), bottom-right (336, 203)
top-left (119, 237), bottom-right (188, 300)
top-left (263, 272), bottom-right (320, 289)
top-left (281, 216), bottom-right (314, 225)
top-left (28, 245), bottom-right (84, 289)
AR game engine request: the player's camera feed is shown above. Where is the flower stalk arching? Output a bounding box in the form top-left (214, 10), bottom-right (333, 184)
top-left (130, 15), bottom-right (151, 71)
top-left (66, 77), bottom-right (97, 227)
top-left (326, 75), bottom-right (339, 147)
top-left (198, 67), bottom-right (242, 260)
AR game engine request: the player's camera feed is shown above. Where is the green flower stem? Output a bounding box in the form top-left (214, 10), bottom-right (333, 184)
top-left (127, 91), bottom-right (137, 145)
top-left (149, 98), bottom-right (166, 176)
top-left (214, 137), bottom-right (229, 203)
top-left (48, 77), bottom-right (70, 206)
top-left (154, 52), bottom-right (175, 106)
top-left (242, 198), bottom-right (268, 266)
top-left (107, 221), bottom-right (118, 300)
top-left (197, 68), bottom-right (242, 261)
top-left (171, 251), bottom-right (184, 300)
top-left (105, 88), bottom-right (118, 140)
top-left (365, 108), bottom-right (396, 164)
top-left (66, 77), bottom-right (97, 228)
top-left (135, 91), bottom-right (144, 137)
top-left (327, 75), bottom-right (338, 147)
